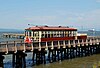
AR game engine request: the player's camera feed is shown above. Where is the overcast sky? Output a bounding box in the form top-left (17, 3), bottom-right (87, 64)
top-left (0, 0), bottom-right (100, 30)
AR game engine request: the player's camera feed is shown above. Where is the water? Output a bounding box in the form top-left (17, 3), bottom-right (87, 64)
top-left (78, 31), bottom-right (100, 36)
top-left (0, 30), bottom-right (24, 42)
top-left (33, 54), bottom-right (100, 68)
top-left (3, 53), bottom-right (100, 68)
top-left (3, 52), bottom-right (33, 68)
top-left (1, 30), bottom-right (100, 68)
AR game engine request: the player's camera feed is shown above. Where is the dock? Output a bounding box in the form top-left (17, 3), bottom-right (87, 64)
top-left (0, 36), bottom-right (100, 67)
top-left (3, 33), bottom-right (25, 39)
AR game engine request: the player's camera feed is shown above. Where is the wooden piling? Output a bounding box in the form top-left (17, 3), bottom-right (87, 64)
top-left (32, 52), bottom-right (35, 64)
top-left (43, 51), bottom-right (46, 64)
top-left (57, 49), bottom-right (60, 61)
top-left (63, 48), bottom-right (66, 59)
top-left (53, 48), bottom-right (56, 62)
top-left (66, 46), bottom-right (69, 59)
top-left (36, 52), bottom-right (39, 65)
top-left (60, 47), bottom-right (63, 60)
top-left (12, 53), bottom-right (15, 67)
top-left (15, 51), bottom-right (27, 68)
top-left (80, 44), bottom-right (83, 57)
top-left (51, 50), bottom-right (53, 62)
top-left (0, 54), bottom-right (4, 68)
top-left (48, 50), bottom-right (50, 62)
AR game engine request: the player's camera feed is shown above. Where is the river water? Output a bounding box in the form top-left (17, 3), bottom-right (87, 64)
top-left (3, 53), bottom-right (100, 68)
top-left (1, 31), bottom-right (100, 68)
top-left (33, 54), bottom-right (100, 68)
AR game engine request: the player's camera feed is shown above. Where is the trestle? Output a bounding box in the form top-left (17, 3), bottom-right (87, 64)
top-left (32, 49), bottom-right (46, 65)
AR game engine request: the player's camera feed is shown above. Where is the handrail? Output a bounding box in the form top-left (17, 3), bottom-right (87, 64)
top-left (0, 38), bottom-right (100, 54)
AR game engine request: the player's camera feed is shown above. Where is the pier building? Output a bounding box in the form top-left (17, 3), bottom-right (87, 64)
top-left (25, 26), bottom-right (87, 49)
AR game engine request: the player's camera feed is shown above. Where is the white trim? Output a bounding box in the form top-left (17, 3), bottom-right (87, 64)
top-left (51, 41), bottom-right (54, 50)
top-left (5, 43), bottom-right (8, 54)
top-left (63, 40), bottom-right (66, 48)
top-left (38, 42), bottom-right (41, 51)
top-left (45, 42), bottom-right (48, 51)
top-left (31, 43), bottom-right (34, 51)
top-left (58, 41), bottom-right (60, 49)
top-left (68, 40), bottom-right (71, 47)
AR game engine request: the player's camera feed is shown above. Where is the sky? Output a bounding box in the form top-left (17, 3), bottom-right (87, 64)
top-left (0, 0), bottom-right (100, 30)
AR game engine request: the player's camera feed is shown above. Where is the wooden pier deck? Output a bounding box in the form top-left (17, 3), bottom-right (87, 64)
top-left (3, 33), bottom-right (25, 39)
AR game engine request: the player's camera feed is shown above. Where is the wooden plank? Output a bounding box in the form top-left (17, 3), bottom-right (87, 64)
top-left (0, 48), bottom-right (6, 52)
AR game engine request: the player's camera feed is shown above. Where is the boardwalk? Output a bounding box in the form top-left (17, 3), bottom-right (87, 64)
top-left (0, 36), bottom-right (100, 68)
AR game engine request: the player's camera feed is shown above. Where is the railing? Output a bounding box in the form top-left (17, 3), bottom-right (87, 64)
top-left (0, 38), bottom-right (100, 54)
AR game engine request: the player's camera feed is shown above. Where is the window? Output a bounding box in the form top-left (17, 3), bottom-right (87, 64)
top-left (41, 42), bottom-right (46, 46)
top-left (59, 41), bottom-right (63, 45)
top-left (25, 31), bottom-right (27, 36)
top-left (63, 31), bottom-right (66, 37)
top-left (65, 31), bottom-right (68, 37)
top-left (26, 31), bottom-right (28, 36)
top-left (33, 42), bottom-right (39, 47)
top-left (70, 40), bottom-right (73, 44)
top-left (33, 31), bottom-right (39, 42)
top-left (51, 34), bottom-right (53, 38)
top-left (48, 34), bottom-right (50, 38)
top-left (73, 31), bottom-right (77, 36)
top-left (32, 31), bottom-right (34, 37)
top-left (65, 40), bottom-right (68, 44)
top-left (47, 42), bottom-right (51, 46)
top-left (29, 31), bottom-right (31, 36)
top-left (68, 31), bottom-right (69, 37)
top-left (42, 34), bottom-right (45, 38)
top-left (45, 34), bottom-right (48, 38)
top-left (53, 41), bottom-right (58, 45)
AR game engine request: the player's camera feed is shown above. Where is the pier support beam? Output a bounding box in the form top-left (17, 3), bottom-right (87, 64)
top-left (36, 52), bottom-right (39, 64)
top-left (57, 49), bottom-right (60, 61)
top-left (96, 44), bottom-right (99, 54)
top-left (63, 48), bottom-right (66, 59)
top-left (12, 53), bottom-right (15, 67)
top-left (15, 51), bottom-right (27, 68)
top-left (34, 49), bottom-right (46, 65)
top-left (43, 50), bottom-right (46, 64)
top-left (69, 46), bottom-right (72, 59)
top-left (48, 49), bottom-right (51, 62)
top-left (84, 45), bottom-right (88, 56)
top-left (32, 52), bottom-right (35, 65)
top-left (76, 45), bottom-right (80, 57)
top-left (60, 47), bottom-right (63, 60)
top-left (71, 45), bottom-right (75, 58)
top-left (66, 46), bottom-right (69, 59)
top-left (0, 54), bottom-right (4, 68)
top-left (80, 45), bottom-right (84, 57)
top-left (52, 48), bottom-right (56, 62)
top-left (51, 50), bottom-right (53, 62)
top-left (97, 43), bottom-right (100, 53)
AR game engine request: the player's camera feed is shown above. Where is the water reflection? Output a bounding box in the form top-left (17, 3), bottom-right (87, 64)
top-left (32, 54), bottom-right (100, 68)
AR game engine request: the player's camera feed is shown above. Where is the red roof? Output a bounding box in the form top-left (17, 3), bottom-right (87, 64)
top-left (25, 26), bottom-right (77, 31)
